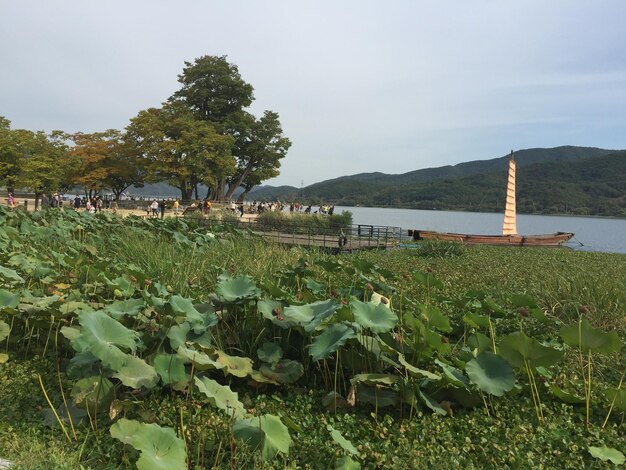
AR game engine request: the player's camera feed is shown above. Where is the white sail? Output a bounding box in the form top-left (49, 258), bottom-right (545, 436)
top-left (502, 152), bottom-right (517, 235)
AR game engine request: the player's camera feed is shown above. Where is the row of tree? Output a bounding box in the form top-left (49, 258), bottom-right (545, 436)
top-left (0, 55), bottom-right (291, 203)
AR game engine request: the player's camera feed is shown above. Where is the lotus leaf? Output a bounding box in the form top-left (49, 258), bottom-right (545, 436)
top-left (154, 354), bottom-right (189, 387)
top-left (113, 355), bottom-right (159, 389)
top-left (434, 359), bottom-right (470, 389)
top-left (467, 333), bottom-right (491, 352)
top-left (351, 373), bottom-right (400, 386)
top-left (72, 311), bottom-right (139, 370)
top-left (398, 354), bottom-right (441, 380)
top-left (322, 392), bottom-right (348, 410)
top-left (309, 323), bottom-right (356, 361)
top-left (257, 342), bottom-right (283, 365)
top-left (169, 295), bottom-right (217, 332)
top-left (176, 346), bottom-right (224, 371)
top-left (216, 274), bottom-right (261, 302)
top-left (560, 319), bottom-right (623, 354)
top-left (0, 265), bottom-right (24, 283)
top-left (250, 370), bottom-right (280, 385)
top-left (336, 456), bottom-right (361, 470)
top-left (419, 305), bottom-right (451, 333)
top-left (216, 351), bottom-right (253, 378)
top-left (412, 271), bottom-right (443, 289)
top-left (0, 321), bottom-right (10, 342)
top-left (327, 425), bottom-right (358, 455)
top-left (259, 359), bottom-right (304, 384)
top-left (604, 387), bottom-right (626, 411)
top-left (588, 446), bottom-right (625, 465)
top-left (257, 299), bottom-right (294, 328)
top-left (550, 384), bottom-right (585, 404)
top-left (0, 353), bottom-right (7, 363)
top-left (417, 388), bottom-right (448, 415)
top-left (110, 418), bottom-right (187, 470)
top-left (167, 323), bottom-right (191, 350)
top-left (283, 299), bottom-right (340, 332)
top-left (104, 298), bottom-right (146, 319)
top-left (351, 299), bottom-right (398, 333)
top-left (466, 351), bottom-right (515, 397)
top-left (194, 376), bottom-right (245, 418)
top-left (305, 278), bottom-right (326, 295)
top-left (498, 331), bottom-right (564, 368)
top-left (0, 289), bottom-right (19, 309)
top-left (71, 376), bottom-right (114, 414)
top-left (355, 384), bottom-right (399, 407)
top-left (369, 292), bottom-right (390, 307)
top-left (234, 414), bottom-right (292, 461)
top-left (462, 312), bottom-right (491, 329)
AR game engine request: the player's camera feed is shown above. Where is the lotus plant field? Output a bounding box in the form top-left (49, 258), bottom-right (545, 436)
top-left (0, 205), bottom-right (624, 468)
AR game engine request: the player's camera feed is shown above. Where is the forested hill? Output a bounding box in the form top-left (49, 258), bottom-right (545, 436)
top-left (249, 147), bottom-right (626, 216)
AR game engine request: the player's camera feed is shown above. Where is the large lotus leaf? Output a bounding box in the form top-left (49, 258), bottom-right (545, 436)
top-left (259, 360), bottom-right (304, 384)
top-left (417, 388), bottom-right (448, 415)
top-left (467, 333), bottom-right (491, 352)
top-left (169, 295), bottom-right (217, 332)
top-left (71, 376), bottom-right (114, 414)
top-left (604, 387), bottom-right (626, 411)
top-left (154, 354), bottom-right (189, 386)
top-left (351, 373), bottom-right (400, 386)
top-left (560, 319), bottom-right (623, 354)
top-left (305, 278), bottom-right (326, 295)
top-left (398, 354), bottom-right (441, 380)
top-left (113, 355), bottom-right (159, 389)
top-left (588, 446), bottom-right (625, 465)
top-left (104, 298), bottom-right (146, 319)
top-left (466, 351), bottom-right (515, 397)
top-left (309, 323), bottom-right (356, 361)
top-left (355, 384), bottom-right (399, 407)
top-left (283, 299), bottom-right (340, 332)
top-left (72, 311), bottom-right (139, 370)
top-left (419, 305), bottom-right (451, 333)
top-left (498, 332), bottom-right (564, 368)
top-left (463, 312), bottom-right (491, 329)
top-left (0, 321), bottom-right (10, 342)
top-left (194, 376), bottom-right (245, 418)
top-left (177, 346), bottom-right (224, 371)
top-left (216, 275), bottom-right (262, 303)
top-left (257, 299), bottom-right (294, 328)
top-left (351, 299), bottom-right (398, 333)
top-left (110, 418), bottom-right (187, 470)
top-left (327, 425), bottom-right (358, 455)
top-left (434, 359), bottom-right (470, 390)
top-left (167, 323), bottom-right (191, 350)
top-left (550, 384), bottom-right (585, 404)
top-left (0, 289), bottom-right (19, 309)
top-left (412, 271), bottom-right (443, 289)
top-left (216, 351), bottom-right (253, 378)
top-left (234, 414), bottom-right (292, 461)
top-left (335, 456), bottom-right (361, 470)
top-left (0, 265), bottom-right (24, 283)
top-left (257, 342), bottom-right (283, 365)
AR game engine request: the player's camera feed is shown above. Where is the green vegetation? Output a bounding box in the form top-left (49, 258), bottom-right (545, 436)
top-left (0, 55), bottom-right (290, 202)
top-left (1, 206), bottom-right (625, 468)
top-left (256, 211), bottom-right (353, 234)
top-left (251, 148), bottom-right (626, 217)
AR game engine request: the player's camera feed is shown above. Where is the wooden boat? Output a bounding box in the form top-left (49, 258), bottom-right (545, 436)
top-left (408, 151), bottom-right (574, 247)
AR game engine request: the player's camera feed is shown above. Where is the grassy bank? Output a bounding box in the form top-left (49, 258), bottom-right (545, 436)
top-left (0, 208), bottom-right (624, 468)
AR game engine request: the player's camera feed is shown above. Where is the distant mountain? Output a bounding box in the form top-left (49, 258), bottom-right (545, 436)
top-left (249, 146), bottom-right (626, 216)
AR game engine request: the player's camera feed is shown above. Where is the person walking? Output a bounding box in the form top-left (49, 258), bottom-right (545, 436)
top-left (173, 198), bottom-right (180, 215)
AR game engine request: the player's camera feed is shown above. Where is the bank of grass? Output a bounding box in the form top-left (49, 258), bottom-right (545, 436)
top-left (1, 215), bottom-right (625, 469)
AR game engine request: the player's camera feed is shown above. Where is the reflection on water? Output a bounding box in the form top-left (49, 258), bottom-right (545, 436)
top-left (334, 206), bottom-right (626, 254)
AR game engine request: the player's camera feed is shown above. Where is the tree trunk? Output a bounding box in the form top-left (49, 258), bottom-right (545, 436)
top-left (223, 163), bottom-right (253, 201)
top-left (194, 183), bottom-right (199, 201)
top-left (34, 191), bottom-right (41, 210)
top-left (214, 178), bottom-right (226, 202)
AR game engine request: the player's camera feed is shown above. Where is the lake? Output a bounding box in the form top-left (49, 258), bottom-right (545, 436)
top-left (333, 206), bottom-right (626, 254)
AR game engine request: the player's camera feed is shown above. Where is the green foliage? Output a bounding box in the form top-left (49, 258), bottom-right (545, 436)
top-left (257, 210), bottom-right (353, 235)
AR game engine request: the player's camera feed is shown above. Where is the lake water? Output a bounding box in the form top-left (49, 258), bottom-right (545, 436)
top-left (334, 206), bottom-right (626, 254)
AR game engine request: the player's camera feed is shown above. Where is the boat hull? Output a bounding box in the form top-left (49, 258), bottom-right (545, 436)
top-left (408, 230), bottom-right (574, 247)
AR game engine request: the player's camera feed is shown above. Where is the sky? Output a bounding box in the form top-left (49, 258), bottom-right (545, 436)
top-left (1, 1), bottom-right (626, 187)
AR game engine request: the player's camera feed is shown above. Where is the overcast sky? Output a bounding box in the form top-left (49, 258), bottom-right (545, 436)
top-left (2, 1), bottom-right (625, 187)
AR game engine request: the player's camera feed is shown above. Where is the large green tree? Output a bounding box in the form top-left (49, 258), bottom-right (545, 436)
top-left (170, 55), bottom-right (290, 201)
top-left (126, 103), bottom-right (234, 201)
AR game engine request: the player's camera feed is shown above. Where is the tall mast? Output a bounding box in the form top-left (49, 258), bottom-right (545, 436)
top-left (502, 150), bottom-right (517, 235)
